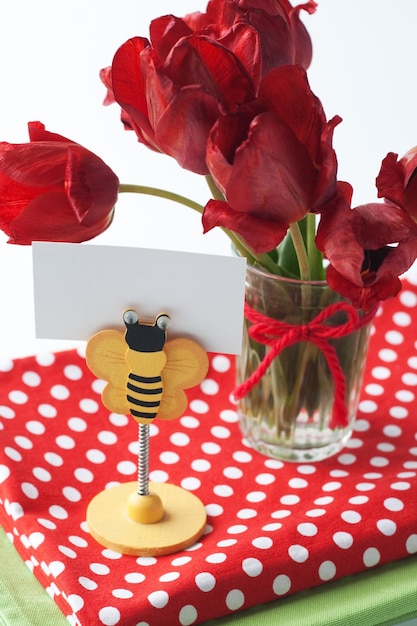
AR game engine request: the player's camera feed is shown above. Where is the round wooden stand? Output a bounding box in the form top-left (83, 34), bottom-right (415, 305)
top-left (87, 481), bottom-right (207, 556)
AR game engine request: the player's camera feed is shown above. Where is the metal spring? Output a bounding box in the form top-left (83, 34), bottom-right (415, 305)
top-left (138, 423), bottom-right (150, 496)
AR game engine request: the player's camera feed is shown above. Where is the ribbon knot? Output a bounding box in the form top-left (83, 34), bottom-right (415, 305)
top-left (233, 301), bottom-right (376, 428)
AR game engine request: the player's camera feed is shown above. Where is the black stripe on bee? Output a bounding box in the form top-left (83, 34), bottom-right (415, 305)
top-left (130, 409), bottom-right (158, 420)
top-left (129, 373), bottom-right (162, 384)
top-left (126, 394), bottom-right (160, 408)
top-left (127, 381), bottom-right (163, 395)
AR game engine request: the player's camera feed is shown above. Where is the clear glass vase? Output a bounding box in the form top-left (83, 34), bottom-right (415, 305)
top-left (237, 264), bottom-right (373, 462)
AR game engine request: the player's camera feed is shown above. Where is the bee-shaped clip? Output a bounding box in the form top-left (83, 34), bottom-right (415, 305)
top-left (86, 309), bottom-right (209, 424)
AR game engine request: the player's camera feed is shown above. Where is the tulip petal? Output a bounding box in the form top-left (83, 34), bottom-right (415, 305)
top-left (202, 198), bottom-right (288, 253)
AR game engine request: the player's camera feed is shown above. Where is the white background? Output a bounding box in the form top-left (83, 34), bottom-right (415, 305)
top-left (1, 0), bottom-right (417, 358)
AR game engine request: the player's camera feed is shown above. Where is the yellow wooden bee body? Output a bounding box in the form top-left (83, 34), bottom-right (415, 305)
top-left (86, 311), bottom-right (208, 425)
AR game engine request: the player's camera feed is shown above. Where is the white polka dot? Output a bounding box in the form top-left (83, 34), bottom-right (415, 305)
top-left (371, 366), bottom-right (391, 380)
top-left (271, 510), bottom-right (292, 519)
top-left (22, 371), bottom-right (41, 387)
top-left (402, 372), bottom-right (417, 386)
top-left (69, 535), bottom-right (88, 548)
top-left (149, 470), bottom-right (169, 483)
top-left (219, 409), bottom-right (238, 423)
top-left (116, 461), bottom-right (136, 475)
top-left (406, 535), bottom-right (417, 554)
top-left (182, 477), bottom-right (201, 491)
top-left (62, 487), bottom-right (82, 502)
top-left (9, 390), bottom-right (28, 404)
top-left (288, 478), bottom-right (309, 488)
top-left (314, 496), bottom-right (334, 505)
top-left (205, 504), bottom-right (223, 517)
top-left (385, 330), bottom-right (404, 345)
top-left (49, 561), bottom-right (65, 577)
top-left (98, 430), bottom-right (117, 445)
top-left (195, 572), bottom-right (216, 592)
top-left (211, 426), bottom-right (231, 439)
top-left (201, 442), bottom-right (221, 455)
top-left (365, 383), bottom-right (384, 396)
top-left (5, 447), bottom-right (22, 462)
top-left (180, 416), bottom-right (200, 429)
top-left (44, 452), bottom-right (63, 467)
top-left (333, 531), bottom-right (353, 549)
top-left (38, 404), bottom-right (57, 418)
top-left (377, 519), bottom-right (397, 536)
top-left (59, 545), bottom-right (77, 559)
top-left (86, 449), bottom-right (106, 464)
top-left (358, 400), bottom-right (378, 413)
top-left (90, 562), bottom-right (110, 575)
top-left (170, 432), bottom-right (190, 447)
top-left (26, 421), bottom-right (46, 436)
top-left (280, 494), bottom-right (300, 505)
top-left (74, 468), bottom-right (94, 483)
top-left (158, 572), bottom-right (180, 583)
top-left (255, 473), bottom-right (275, 486)
top-left (349, 496), bottom-right (369, 505)
top-left (288, 544), bottom-right (309, 563)
top-left (354, 419), bottom-right (370, 432)
top-left (226, 589), bottom-right (245, 611)
top-left (0, 406), bottom-right (15, 419)
top-left (393, 311), bottom-right (412, 326)
top-left (109, 413), bottom-right (129, 427)
top-left (389, 406), bottom-right (408, 419)
top-left (112, 588), bottom-right (134, 599)
top-left (78, 576), bottom-right (98, 590)
top-left (36, 353), bottom-right (55, 366)
top-left (383, 424), bottom-right (402, 437)
top-left (0, 358), bottom-right (13, 372)
top-left (341, 510), bottom-right (361, 524)
top-left (33, 467), bottom-right (51, 482)
top-left (384, 497), bottom-right (404, 512)
top-left (337, 453), bottom-right (357, 465)
top-left (49, 505), bottom-right (68, 520)
top-left (124, 572), bottom-right (146, 583)
top-left (395, 390), bottom-right (415, 402)
top-left (56, 435), bottom-right (75, 450)
top-left (98, 606), bottom-right (121, 625)
top-left (8, 501), bottom-right (24, 519)
top-left (159, 451), bottom-right (180, 464)
top-left (171, 556), bottom-right (192, 567)
top-left (205, 552), bottom-right (227, 564)
top-left (213, 484), bottom-right (233, 497)
top-left (37, 518), bottom-right (56, 530)
top-left (14, 436), bottom-right (33, 450)
top-left (227, 525), bottom-right (247, 535)
top-left (250, 535), bottom-right (273, 550)
top-left (233, 451), bottom-right (253, 463)
top-left (211, 355), bottom-right (231, 372)
top-left (189, 400), bottom-right (209, 414)
top-left (322, 481), bottom-right (342, 492)
top-left (179, 605), bottom-right (198, 626)
top-left (363, 547), bottom-right (380, 567)
top-left (400, 290), bottom-right (417, 307)
top-left (223, 466), bottom-right (242, 479)
top-left (21, 483), bottom-right (39, 499)
top-left (64, 365), bottom-right (83, 380)
top-left (68, 417), bottom-right (87, 432)
top-left (297, 523), bottom-right (318, 537)
top-left (262, 523), bottom-right (282, 531)
top-left (273, 574), bottom-right (291, 596)
top-left (237, 508), bottom-right (257, 520)
top-left (306, 508), bottom-right (326, 517)
top-left (246, 491), bottom-right (266, 503)
top-left (370, 456), bottom-right (389, 467)
top-left (201, 379), bottom-right (219, 395)
top-left (391, 481), bottom-right (411, 491)
top-left (50, 385), bottom-right (70, 400)
top-left (318, 560), bottom-right (336, 581)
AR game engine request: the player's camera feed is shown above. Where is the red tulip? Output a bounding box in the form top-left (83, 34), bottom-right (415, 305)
top-left (184, 0), bottom-right (317, 73)
top-left (316, 183), bottom-right (417, 310)
top-left (376, 148), bottom-right (417, 220)
top-left (202, 65), bottom-right (340, 253)
top-left (108, 21), bottom-right (257, 175)
top-left (0, 122), bottom-right (119, 244)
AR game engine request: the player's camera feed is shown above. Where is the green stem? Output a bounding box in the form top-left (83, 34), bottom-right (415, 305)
top-left (289, 222), bottom-right (310, 281)
top-left (118, 184), bottom-right (205, 214)
top-left (306, 213), bottom-right (324, 280)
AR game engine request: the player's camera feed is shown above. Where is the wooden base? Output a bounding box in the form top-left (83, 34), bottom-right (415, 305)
top-left (86, 481), bottom-right (207, 556)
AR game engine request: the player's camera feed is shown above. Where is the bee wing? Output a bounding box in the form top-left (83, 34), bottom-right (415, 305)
top-left (85, 329), bottom-right (130, 415)
top-left (157, 338), bottom-right (209, 421)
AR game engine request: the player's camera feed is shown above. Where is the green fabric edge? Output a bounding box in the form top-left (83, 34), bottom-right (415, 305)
top-left (207, 556), bottom-right (417, 625)
top-left (1, 526), bottom-right (416, 626)
top-left (0, 528), bottom-right (68, 626)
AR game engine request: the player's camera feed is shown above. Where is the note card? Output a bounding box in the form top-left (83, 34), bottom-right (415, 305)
top-left (32, 243), bottom-right (246, 355)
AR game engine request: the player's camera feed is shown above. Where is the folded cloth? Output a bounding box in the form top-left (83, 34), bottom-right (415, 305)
top-left (0, 281), bottom-right (416, 626)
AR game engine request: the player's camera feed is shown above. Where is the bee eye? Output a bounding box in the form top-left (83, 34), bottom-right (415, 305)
top-left (156, 314), bottom-right (171, 330)
top-left (123, 309), bottom-right (138, 325)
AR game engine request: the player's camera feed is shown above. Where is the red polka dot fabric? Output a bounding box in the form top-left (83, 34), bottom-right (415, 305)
top-left (1, 282), bottom-right (417, 626)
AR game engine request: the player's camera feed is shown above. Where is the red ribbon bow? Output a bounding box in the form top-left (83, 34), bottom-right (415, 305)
top-left (233, 301), bottom-right (376, 428)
